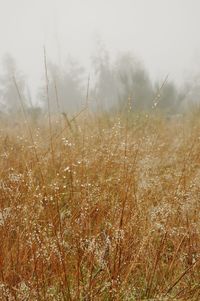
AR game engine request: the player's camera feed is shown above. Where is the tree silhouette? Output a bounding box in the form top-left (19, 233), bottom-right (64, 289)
top-left (39, 57), bottom-right (85, 114)
top-left (0, 53), bottom-right (27, 114)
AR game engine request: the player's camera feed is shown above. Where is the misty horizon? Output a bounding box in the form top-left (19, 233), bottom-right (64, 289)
top-left (0, 0), bottom-right (200, 109)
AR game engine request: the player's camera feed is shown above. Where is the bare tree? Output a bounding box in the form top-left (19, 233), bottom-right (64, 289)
top-left (0, 53), bottom-right (27, 114)
top-left (39, 57), bottom-right (85, 114)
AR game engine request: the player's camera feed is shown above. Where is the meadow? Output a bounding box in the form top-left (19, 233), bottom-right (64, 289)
top-left (0, 109), bottom-right (200, 300)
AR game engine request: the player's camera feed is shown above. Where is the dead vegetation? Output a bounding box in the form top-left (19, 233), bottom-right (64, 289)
top-left (0, 110), bottom-right (200, 300)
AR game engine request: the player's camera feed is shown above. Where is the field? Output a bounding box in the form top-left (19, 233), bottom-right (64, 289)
top-left (0, 110), bottom-right (200, 300)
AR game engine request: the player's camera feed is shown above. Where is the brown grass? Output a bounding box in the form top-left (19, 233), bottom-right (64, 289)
top-left (0, 111), bottom-right (200, 300)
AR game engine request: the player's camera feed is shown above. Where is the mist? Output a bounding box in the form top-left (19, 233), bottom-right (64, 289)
top-left (0, 0), bottom-right (200, 113)
top-left (2, 2), bottom-right (200, 298)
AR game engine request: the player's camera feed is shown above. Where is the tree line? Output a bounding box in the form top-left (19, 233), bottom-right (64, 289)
top-left (0, 50), bottom-right (197, 118)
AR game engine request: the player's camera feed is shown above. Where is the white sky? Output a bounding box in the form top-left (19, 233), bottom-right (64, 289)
top-left (0, 0), bottom-right (200, 95)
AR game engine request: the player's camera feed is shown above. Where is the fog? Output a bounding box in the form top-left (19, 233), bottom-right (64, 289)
top-left (0, 0), bottom-right (200, 111)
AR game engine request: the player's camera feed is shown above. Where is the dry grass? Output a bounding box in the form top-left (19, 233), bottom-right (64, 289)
top-left (0, 111), bottom-right (200, 300)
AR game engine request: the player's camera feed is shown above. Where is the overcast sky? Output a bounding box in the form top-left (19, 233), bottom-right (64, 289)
top-left (0, 0), bottom-right (200, 95)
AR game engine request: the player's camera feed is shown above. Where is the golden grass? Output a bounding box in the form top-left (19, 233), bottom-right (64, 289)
top-left (0, 111), bottom-right (200, 300)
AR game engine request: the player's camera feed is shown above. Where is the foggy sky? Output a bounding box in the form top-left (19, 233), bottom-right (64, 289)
top-left (0, 0), bottom-right (200, 99)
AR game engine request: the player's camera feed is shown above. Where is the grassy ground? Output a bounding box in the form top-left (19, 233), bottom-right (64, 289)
top-left (0, 110), bottom-right (200, 300)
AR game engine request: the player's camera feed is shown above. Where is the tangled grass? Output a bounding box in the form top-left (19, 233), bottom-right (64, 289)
top-left (0, 111), bottom-right (200, 300)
